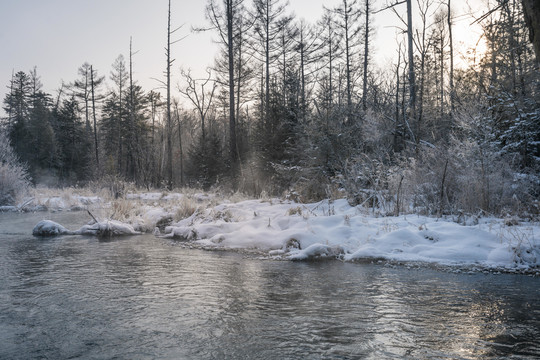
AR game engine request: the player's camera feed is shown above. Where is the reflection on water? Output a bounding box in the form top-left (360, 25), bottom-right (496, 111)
top-left (0, 211), bottom-right (539, 359)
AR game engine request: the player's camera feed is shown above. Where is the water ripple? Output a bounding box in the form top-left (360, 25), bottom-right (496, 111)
top-left (0, 212), bottom-right (539, 359)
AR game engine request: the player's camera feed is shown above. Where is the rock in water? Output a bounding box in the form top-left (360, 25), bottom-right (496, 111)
top-left (32, 220), bottom-right (72, 236)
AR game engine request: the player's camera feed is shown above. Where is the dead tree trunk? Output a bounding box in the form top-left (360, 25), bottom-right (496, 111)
top-left (90, 65), bottom-right (100, 170)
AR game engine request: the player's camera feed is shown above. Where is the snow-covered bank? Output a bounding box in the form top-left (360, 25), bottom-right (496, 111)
top-left (163, 198), bottom-right (539, 273)
top-left (3, 194), bottom-right (102, 212)
top-left (27, 191), bottom-right (539, 273)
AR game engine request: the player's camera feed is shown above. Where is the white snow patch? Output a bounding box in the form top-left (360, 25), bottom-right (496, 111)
top-left (75, 220), bottom-right (140, 237)
top-left (32, 220), bottom-right (72, 236)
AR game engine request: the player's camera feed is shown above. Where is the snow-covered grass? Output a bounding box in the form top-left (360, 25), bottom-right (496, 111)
top-left (24, 188), bottom-right (539, 273)
top-left (160, 197), bottom-right (539, 273)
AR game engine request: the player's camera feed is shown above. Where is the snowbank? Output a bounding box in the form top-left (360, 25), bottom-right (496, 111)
top-left (163, 198), bottom-right (540, 272)
top-left (17, 194), bottom-right (102, 212)
top-left (28, 192), bottom-right (540, 272)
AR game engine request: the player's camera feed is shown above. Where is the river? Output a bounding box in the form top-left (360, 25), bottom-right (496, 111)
top-left (1, 211), bottom-right (539, 359)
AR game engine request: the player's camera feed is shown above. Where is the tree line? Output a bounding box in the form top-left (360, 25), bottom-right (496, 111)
top-left (2, 0), bottom-right (539, 216)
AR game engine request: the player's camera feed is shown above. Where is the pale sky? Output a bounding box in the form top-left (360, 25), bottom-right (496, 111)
top-left (0, 0), bottom-right (486, 115)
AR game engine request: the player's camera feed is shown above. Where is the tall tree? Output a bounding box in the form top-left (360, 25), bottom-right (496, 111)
top-left (110, 55), bottom-right (128, 173)
top-left (447, 0), bottom-right (455, 113)
top-left (252, 0), bottom-right (289, 127)
top-left (362, 0), bottom-right (374, 111)
top-left (55, 96), bottom-right (91, 180)
top-left (72, 63), bottom-right (92, 131)
top-left (89, 65), bottom-right (104, 169)
top-left (166, 0), bottom-right (174, 189)
top-left (3, 71), bottom-right (31, 157)
top-left (331, 0), bottom-right (362, 122)
top-left (204, 0), bottom-right (248, 173)
top-left (294, 19), bottom-right (322, 122)
top-left (406, 0), bottom-right (417, 145)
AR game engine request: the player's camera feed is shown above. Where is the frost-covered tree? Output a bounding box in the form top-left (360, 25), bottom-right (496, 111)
top-left (0, 130), bottom-right (31, 205)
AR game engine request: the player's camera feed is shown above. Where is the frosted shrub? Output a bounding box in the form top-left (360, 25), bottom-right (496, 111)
top-left (341, 154), bottom-right (393, 211)
top-left (0, 131), bottom-right (31, 205)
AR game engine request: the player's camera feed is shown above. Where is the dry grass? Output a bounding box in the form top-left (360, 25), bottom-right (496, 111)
top-left (174, 197), bottom-right (199, 221)
top-left (287, 206), bottom-right (303, 216)
top-left (109, 199), bottom-right (142, 222)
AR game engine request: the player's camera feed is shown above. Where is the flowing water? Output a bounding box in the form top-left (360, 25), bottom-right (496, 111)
top-left (1, 211), bottom-right (539, 359)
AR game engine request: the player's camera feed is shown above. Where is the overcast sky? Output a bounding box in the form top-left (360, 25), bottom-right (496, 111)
top-left (0, 0), bottom-right (486, 115)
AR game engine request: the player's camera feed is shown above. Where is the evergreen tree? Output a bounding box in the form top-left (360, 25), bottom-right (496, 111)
top-left (3, 71), bottom-right (31, 159)
top-left (55, 96), bottom-right (92, 181)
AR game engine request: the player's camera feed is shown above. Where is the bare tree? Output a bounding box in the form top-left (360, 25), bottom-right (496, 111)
top-left (447, 0), bottom-right (455, 113)
top-left (252, 0), bottom-right (289, 129)
top-left (331, 0), bottom-right (362, 121)
top-left (178, 68), bottom-right (217, 141)
top-left (380, 0), bottom-right (417, 149)
top-left (166, 0), bottom-right (173, 189)
top-left (406, 0), bottom-right (417, 142)
top-left (362, 0), bottom-right (374, 111)
top-left (159, 0), bottom-right (187, 189)
top-left (295, 19), bottom-right (323, 122)
top-left (203, 0), bottom-right (247, 171)
top-left (89, 65), bottom-right (104, 170)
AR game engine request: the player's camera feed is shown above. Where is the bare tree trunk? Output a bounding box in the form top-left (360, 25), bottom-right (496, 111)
top-left (447, 0), bottom-right (455, 113)
top-left (90, 65), bottom-right (99, 169)
top-left (265, 2), bottom-right (271, 130)
top-left (166, 0), bottom-right (173, 189)
top-left (299, 27), bottom-right (306, 122)
top-left (406, 0), bottom-right (417, 150)
top-left (521, 0), bottom-right (540, 62)
top-left (362, 0), bottom-right (370, 111)
top-left (344, 1), bottom-right (352, 118)
top-left (129, 37), bottom-right (137, 181)
top-left (227, 0), bottom-right (238, 169)
top-left (440, 44), bottom-right (444, 120)
top-left (117, 70), bottom-right (123, 175)
top-left (174, 102), bottom-right (184, 186)
top-left (394, 44), bottom-right (403, 153)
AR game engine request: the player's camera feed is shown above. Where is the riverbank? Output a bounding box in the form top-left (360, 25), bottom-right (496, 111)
top-left (12, 188), bottom-right (540, 274)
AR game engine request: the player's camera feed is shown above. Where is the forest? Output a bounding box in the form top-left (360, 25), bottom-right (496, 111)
top-left (1, 0), bottom-right (539, 218)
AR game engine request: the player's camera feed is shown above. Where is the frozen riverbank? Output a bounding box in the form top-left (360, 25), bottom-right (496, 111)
top-left (26, 190), bottom-right (539, 273)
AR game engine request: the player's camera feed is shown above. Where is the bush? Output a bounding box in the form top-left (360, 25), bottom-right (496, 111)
top-left (0, 130), bottom-right (31, 205)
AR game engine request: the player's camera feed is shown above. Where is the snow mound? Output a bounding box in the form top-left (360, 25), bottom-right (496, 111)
top-left (75, 220), bottom-right (141, 238)
top-left (132, 208), bottom-right (173, 232)
top-left (32, 219), bottom-right (141, 238)
top-left (288, 243), bottom-right (345, 260)
top-left (32, 220), bottom-right (73, 236)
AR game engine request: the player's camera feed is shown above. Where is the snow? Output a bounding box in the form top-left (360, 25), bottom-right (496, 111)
top-left (132, 207), bottom-right (174, 233)
top-left (32, 219), bottom-right (140, 238)
top-left (75, 220), bottom-right (141, 237)
top-left (13, 194), bottom-right (103, 212)
top-left (32, 220), bottom-right (72, 236)
top-left (163, 197), bottom-right (539, 272)
top-left (28, 192), bottom-right (540, 272)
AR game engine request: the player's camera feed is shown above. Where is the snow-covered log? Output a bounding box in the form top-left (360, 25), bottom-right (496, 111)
top-left (74, 220), bottom-right (141, 238)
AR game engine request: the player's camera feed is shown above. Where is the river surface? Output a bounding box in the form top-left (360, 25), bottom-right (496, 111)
top-left (1, 211), bottom-right (539, 359)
